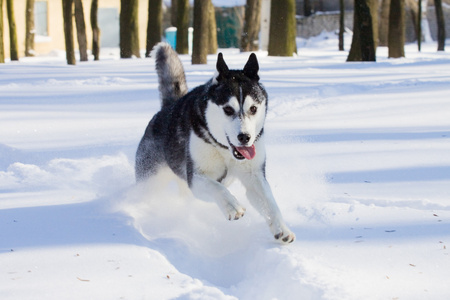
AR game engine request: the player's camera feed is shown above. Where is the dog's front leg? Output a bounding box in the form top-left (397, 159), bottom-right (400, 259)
top-left (240, 172), bottom-right (295, 243)
top-left (190, 173), bottom-right (246, 221)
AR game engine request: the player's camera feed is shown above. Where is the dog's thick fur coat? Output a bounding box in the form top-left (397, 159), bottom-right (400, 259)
top-left (136, 43), bottom-right (295, 243)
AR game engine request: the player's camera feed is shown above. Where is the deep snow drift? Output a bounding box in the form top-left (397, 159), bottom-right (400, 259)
top-left (1, 35), bottom-right (450, 299)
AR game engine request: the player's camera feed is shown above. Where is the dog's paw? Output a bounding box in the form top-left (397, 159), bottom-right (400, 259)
top-left (271, 222), bottom-right (295, 244)
top-left (227, 205), bottom-right (246, 221)
top-left (274, 230), bottom-right (296, 244)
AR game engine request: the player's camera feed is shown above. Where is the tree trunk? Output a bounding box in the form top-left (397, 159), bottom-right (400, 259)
top-left (339, 0), bottom-right (345, 51)
top-left (0, 0), bottom-right (4, 63)
top-left (171, 0), bottom-right (177, 26)
top-left (176, 0), bottom-right (189, 54)
top-left (192, 0), bottom-right (208, 64)
top-left (241, 0), bottom-right (261, 52)
top-left (120, 0), bottom-right (140, 58)
top-left (146, 0), bottom-right (162, 57)
top-left (6, 0), bottom-right (19, 61)
top-left (379, 0), bottom-right (390, 46)
top-left (62, 0), bottom-right (76, 65)
top-left (25, 0), bottom-right (35, 57)
top-left (415, 0), bottom-right (422, 51)
top-left (207, 0), bottom-right (217, 54)
top-left (90, 0), bottom-right (100, 60)
top-left (304, 0), bottom-right (312, 16)
top-left (434, 0), bottom-right (445, 51)
top-left (388, 0), bottom-right (405, 58)
top-left (347, 0), bottom-right (376, 62)
top-left (268, 0), bottom-right (296, 56)
top-left (74, 0), bottom-right (88, 61)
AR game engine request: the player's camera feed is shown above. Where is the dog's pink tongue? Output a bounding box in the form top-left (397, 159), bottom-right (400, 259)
top-left (236, 145), bottom-right (256, 160)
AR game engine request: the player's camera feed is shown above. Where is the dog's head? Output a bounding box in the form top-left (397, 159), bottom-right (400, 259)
top-left (206, 53), bottom-right (268, 161)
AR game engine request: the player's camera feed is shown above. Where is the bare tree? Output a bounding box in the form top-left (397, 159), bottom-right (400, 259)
top-left (25, 0), bottom-right (35, 57)
top-left (241, 0), bottom-right (261, 52)
top-left (268, 0), bottom-right (296, 56)
top-left (417, 0), bottom-right (422, 51)
top-left (388, 0), bottom-right (405, 58)
top-left (74, 0), bottom-right (88, 61)
top-left (339, 0), bottom-right (345, 51)
top-left (62, 0), bottom-right (76, 65)
top-left (379, 0), bottom-right (390, 46)
top-left (434, 0), bottom-right (445, 51)
top-left (146, 0), bottom-right (162, 57)
top-left (192, 0), bottom-right (208, 64)
top-left (90, 0), bottom-right (100, 60)
top-left (6, 0), bottom-right (19, 61)
top-left (207, 0), bottom-right (217, 54)
top-left (0, 0), bottom-right (4, 63)
top-left (120, 0), bottom-right (140, 58)
top-left (176, 0), bottom-right (189, 54)
top-left (304, 0), bottom-right (312, 16)
top-left (171, 0), bottom-right (177, 26)
top-left (347, 0), bottom-right (377, 61)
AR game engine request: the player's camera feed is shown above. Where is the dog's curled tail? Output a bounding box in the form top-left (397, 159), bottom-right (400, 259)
top-left (151, 42), bottom-right (188, 108)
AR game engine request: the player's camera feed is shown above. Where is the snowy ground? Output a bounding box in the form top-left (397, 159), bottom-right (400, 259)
top-left (1, 35), bottom-right (450, 299)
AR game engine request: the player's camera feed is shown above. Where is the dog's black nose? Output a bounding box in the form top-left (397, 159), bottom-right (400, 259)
top-left (237, 133), bottom-right (251, 145)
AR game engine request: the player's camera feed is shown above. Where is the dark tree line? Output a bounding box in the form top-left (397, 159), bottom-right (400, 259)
top-left (346, 0), bottom-right (446, 61)
top-left (0, 0), bottom-right (446, 65)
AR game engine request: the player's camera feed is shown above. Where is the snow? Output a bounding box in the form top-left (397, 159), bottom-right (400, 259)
top-left (1, 34), bottom-right (450, 299)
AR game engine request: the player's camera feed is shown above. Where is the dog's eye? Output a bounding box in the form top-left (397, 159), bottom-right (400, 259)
top-left (223, 106), bottom-right (235, 116)
top-left (249, 106), bottom-right (257, 115)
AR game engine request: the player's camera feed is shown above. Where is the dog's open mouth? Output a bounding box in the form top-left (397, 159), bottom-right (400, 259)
top-left (232, 144), bottom-right (256, 160)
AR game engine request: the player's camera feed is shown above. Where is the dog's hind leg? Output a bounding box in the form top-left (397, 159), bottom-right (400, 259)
top-left (135, 136), bottom-right (165, 182)
top-left (240, 172), bottom-right (295, 243)
top-left (190, 173), bottom-right (246, 221)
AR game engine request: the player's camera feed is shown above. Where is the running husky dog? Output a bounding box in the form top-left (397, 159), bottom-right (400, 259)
top-left (136, 43), bottom-right (295, 243)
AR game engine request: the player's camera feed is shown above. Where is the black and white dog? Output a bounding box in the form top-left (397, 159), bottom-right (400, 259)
top-left (136, 43), bottom-right (295, 243)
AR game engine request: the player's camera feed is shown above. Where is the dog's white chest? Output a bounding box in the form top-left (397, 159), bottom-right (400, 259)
top-left (189, 132), bottom-right (228, 180)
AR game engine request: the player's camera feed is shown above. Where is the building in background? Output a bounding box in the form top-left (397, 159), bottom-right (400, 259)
top-left (1, 0), bottom-right (150, 58)
top-left (1, 0), bottom-right (449, 59)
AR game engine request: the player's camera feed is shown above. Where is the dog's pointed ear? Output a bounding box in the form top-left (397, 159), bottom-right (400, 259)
top-left (213, 53), bottom-right (229, 84)
top-left (243, 53), bottom-right (259, 81)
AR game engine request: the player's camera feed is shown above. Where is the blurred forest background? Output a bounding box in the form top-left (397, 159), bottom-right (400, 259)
top-left (0, 0), bottom-right (448, 64)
